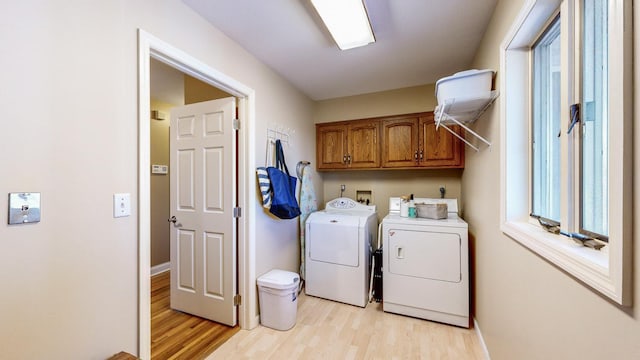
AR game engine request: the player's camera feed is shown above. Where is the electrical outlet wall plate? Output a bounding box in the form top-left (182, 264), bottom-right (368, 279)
top-left (8, 192), bottom-right (41, 225)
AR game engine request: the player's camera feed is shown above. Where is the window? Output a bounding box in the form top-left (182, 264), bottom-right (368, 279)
top-left (581, 0), bottom-right (608, 238)
top-left (501, 0), bottom-right (632, 305)
top-left (532, 17), bottom-right (561, 222)
top-left (531, 4), bottom-right (609, 239)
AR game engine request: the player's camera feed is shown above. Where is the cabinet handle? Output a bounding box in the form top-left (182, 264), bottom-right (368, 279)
top-left (414, 150), bottom-right (419, 160)
top-left (343, 154), bottom-right (347, 164)
top-left (419, 150), bottom-right (424, 160)
top-left (347, 154), bottom-right (352, 164)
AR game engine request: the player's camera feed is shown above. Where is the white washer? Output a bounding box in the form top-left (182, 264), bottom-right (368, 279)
top-left (305, 198), bottom-right (377, 307)
top-left (382, 197), bottom-right (469, 328)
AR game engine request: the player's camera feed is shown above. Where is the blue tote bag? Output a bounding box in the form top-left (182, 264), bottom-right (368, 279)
top-left (267, 140), bottom-right (301, 219)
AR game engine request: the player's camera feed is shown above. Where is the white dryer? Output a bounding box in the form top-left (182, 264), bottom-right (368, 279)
top-left (305, 198), bottom-right (377, 307)
top-left (382, 197), bottom-right (469, 328)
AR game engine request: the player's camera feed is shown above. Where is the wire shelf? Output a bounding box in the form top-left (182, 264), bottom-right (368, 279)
top-left (434, 90), bottom-right (499, 151)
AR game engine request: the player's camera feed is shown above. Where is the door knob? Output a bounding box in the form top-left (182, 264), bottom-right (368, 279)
top-left (168, 216), bottom-right (177, 224)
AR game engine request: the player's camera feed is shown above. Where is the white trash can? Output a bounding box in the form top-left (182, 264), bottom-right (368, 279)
top-left (257, 269), bottom-right (300, 331)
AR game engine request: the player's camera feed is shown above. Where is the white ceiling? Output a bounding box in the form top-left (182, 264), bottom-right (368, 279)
top-left (182, 0), bottom-right (498, 100)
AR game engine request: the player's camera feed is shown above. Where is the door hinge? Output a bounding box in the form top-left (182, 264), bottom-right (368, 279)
top-left (233, 207), bottom-right (242, 218)
top-left (233, 118), bottom-right (240, 130)
top-left (233, 294), bottom-right (241, 306)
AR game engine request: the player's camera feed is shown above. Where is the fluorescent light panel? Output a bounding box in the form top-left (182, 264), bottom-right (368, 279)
top-left (311, 0), bottom-right (375, 50)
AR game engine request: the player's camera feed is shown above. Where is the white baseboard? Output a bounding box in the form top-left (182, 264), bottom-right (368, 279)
top-left (474, 317), bottom-right (491, 360)
top-left (251, 314), bottom-right (260, 329)
top-left (151, 262), bottom-right (170, 276)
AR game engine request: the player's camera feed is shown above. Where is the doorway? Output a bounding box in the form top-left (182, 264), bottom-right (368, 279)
top-left (138, 29), bottom-right (256, 359)
top-left (149, 61), bottom-right (237, 358)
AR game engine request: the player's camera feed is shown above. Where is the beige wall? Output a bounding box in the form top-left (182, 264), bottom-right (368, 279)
top-left (150, 100), bottom-right (174, 267)
top-left (0, 1), bottom-right (313, 358)
top-left (322, 169), bottom-right (462, 225)
top-left (313, 84), bottom-right (464, 217)
top-left (314, 84), bottom-right (437, 123)
top-left (184, 75), bottom-right (233, 104)
top-left (464, 1), bottom-right (640, 359)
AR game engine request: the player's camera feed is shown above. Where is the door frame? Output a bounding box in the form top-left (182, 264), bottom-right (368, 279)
top-left (138, 29), bottom-right (258, 359)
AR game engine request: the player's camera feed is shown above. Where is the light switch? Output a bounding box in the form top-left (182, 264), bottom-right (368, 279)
top-left (113, 193), bottom-right (131, 218)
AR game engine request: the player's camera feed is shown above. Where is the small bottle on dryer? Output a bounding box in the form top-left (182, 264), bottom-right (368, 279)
top-left (408, 194), bottom-right (417, 218)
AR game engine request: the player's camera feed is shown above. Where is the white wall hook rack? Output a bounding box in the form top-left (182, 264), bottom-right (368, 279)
top-left (267, 124), bottom-right (294, 147)
top-left (435, 90), bottom-right (499, 152)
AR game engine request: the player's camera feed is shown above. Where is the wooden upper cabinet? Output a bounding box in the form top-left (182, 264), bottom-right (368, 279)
top-left (316, 123), bottom-right (349, 169)
top-left (381, 116), bottom-right (420, 168)
top-left (317, 112), bottom-right (464, 170)
top-left (316, 119), bottom-right (380, 170)
top-left (347, 120), bottom-right (380, 168)
top-left (418, 113), bottom-right (465, 168)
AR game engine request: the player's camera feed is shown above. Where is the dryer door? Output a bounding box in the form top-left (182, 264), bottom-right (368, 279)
top-left (387, 229), bottom-right (461, 282)
top-left (308, 213), bottom-right (360, 267)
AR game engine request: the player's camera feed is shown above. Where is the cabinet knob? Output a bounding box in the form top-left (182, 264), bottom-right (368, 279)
top-left (343, 154), bottom-right (347, 164)
top-left (347, 154), bottom-right (352, 164)
top-left (419, 150), bottom-right (424, 160)
top-left (414, 150), bottom-right (419, 160)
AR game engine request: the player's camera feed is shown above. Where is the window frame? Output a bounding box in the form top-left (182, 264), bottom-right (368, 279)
top-left (578, 0), bottom-right (609, 240)
top-left (500, 0), bottom-right (632, 305)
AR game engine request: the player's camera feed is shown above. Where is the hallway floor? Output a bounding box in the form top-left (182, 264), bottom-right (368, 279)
top-left (151, 271), bottom-right (239, 359)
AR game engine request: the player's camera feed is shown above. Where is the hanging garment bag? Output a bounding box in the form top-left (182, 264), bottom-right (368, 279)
top-left (267, 140), bottom-right (301, 219)
top-left (256, 140), bottom-right (274, 208)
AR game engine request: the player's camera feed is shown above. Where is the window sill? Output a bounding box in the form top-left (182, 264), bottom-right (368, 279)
top-left (502, 221), bottom-right (615, 296)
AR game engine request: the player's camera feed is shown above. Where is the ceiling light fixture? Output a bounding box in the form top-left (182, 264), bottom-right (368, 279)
top-left (311, 0), bottom-right (375, 50)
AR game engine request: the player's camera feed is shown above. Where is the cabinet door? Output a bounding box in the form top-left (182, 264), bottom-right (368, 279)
top-left (381, 117), bottom-right (420, 168)
top-left (347, 120), bottom-right (380, 168)
top-left (418, 114), bottom-right (465, 168)
top-left (316, 123), bottom-right (348, 169)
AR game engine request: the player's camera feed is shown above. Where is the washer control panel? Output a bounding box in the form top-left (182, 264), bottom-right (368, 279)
top-left (325, 197), bottom-right (376, 213)
top-left (327, 198), bottom-right (356, 210)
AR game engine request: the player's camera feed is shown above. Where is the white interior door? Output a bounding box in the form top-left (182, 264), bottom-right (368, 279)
top-left (169, 97), bottom-right (237, 326)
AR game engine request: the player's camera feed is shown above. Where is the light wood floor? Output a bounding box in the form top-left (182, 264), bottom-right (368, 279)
top-left (207, 291), bottom-right (486, 360)
top-left (151, 271), bottom-right (239, 360)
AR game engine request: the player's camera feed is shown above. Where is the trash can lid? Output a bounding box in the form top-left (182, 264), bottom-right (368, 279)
top-left (257, 269), bottom-right (300, 290)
